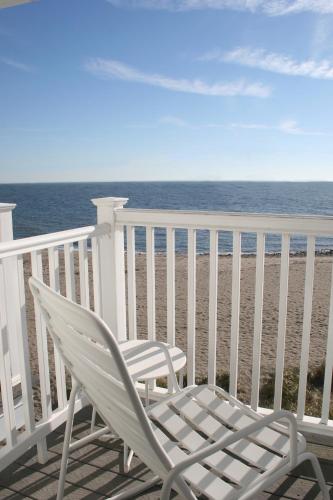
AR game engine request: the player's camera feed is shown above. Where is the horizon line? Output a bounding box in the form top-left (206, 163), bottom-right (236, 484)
top-left (1, 179), bottom-right (333, 185)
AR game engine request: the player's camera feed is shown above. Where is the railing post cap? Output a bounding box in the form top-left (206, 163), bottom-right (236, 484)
top-left (91, 197), bottom-right (128, 209)
top-left (0, 203), bottom-right (16, 213)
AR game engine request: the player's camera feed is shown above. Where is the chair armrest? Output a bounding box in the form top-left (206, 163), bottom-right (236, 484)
top-left (160, 409), bottom-right (298, 500)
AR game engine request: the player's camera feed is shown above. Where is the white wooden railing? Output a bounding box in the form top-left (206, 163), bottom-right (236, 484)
top-left (116, 204), bottom-right (333, 438)
top-left (1, 196), bottom-right (333, 473)
top-left (0, 209), bottom-right (110, 471)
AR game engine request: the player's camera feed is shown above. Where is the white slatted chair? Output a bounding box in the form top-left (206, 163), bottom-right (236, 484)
top-left (29, 277), bottom-right (330, 500)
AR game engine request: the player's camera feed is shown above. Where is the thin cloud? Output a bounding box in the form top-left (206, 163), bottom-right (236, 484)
top-left (230, 122), bottom-right (271, 130)
top-left (311, 16), bottom-right (333, 59)
top-left (159, 115), bottom-right (189, 127)
top-left (231, 120), bottom-right (329, 136)
top-left (0, 57), bottom-right (32, 72)
top-left (106, 0), bottom-right (333, 15)
top-left (203, 47), bottom-right (333, 80)
top-left (128, 116), bottom-right (226, 129)
top-left (84, 58), bottom-right (271, 97)
top-left (159, 116), bottom-right (226, 128)
top-left (132, 116), bottom-right (324, 134)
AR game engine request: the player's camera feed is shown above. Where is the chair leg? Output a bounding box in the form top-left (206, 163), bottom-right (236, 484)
top-left (145, 380), bottom-right (149, 406)
top-left (90, 406), bottom-right (97, 433)
top-left (296, 452), bottom-right (330, 500)
top-left (56, 380), bottom-right (80, 500)
top-left (179, 368), bottom-right (184, 389)
top-left (161, 475), bottom-right (197, 500)
top-left (123, 443), bottom-right (134, 473)
top-left (122, 380), bottom-right (150, 474)
top-left (306, 452), bottom-right (330, 499)
top-left (107, 475), bottom-right (161, 500)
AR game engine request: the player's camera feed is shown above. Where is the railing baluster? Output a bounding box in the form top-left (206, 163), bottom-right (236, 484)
top-left (48, 247), bottom-right (60, 291)
top-left (274, 233), bottom-right (290, 411)
top-left (321, 259), bottom-right (333, 424)
top-left (208, 230), bottom-right (218, 385)
top-left (91, 236), bottom-right (101, 315)
top-left (251, 232), bottom-right (265, 410)
top-left (167, 227), bottom-right (175, 346)
top-left (64, 243), bottom-right (75, 302)
top-left (127, 226), bottom-right (137, 340)
top-left (0, 260), bottom-right (17, 448)
top-left (31, 250), bottom-right (52, 419)
top-left (229, 231), bottom-right (241, 397)
top-left (16, 255), bottom-right (35, 434)
top-left (297, 236), bottom-right (316, 420)
top-left (48, 247), bottom-right (67, 409)
top-left (78, 240), bottom-right (90, 309)
top-left (167, 227), bottom-right (176, 391)
top-left (64, 242), bottom-right (77, 398)
top-left (187, 229), bottom-right (196, 386)
top-left (146, 227), bottom-right (155, 341)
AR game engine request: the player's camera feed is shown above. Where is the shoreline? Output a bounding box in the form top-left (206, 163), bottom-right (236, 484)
top-left (76, 246), bottom-right (333, 257)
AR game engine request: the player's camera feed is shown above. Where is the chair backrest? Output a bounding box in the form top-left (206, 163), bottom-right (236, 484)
top-left (29, 277), bottom-right (172, 478)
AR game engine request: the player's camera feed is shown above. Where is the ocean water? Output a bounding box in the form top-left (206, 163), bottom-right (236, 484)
top-left (1, 182), bottom-right (333, 254)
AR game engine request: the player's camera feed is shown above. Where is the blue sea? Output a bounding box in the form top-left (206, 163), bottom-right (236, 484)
top-left (1, 182), bottom-right (333, 254)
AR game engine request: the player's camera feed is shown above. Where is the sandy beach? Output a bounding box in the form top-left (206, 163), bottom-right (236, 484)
top-left (23, 253), bottom-right (332, 411)
top-left (136, 254), bottom-right (332, 400)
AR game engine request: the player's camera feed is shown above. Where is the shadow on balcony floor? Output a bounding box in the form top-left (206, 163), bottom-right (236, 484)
top-left (0, 407), bottom-right (332, 499)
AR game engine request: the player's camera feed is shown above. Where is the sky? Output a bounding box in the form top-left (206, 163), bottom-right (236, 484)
top-left (1, 0), bottom-right (333, 182)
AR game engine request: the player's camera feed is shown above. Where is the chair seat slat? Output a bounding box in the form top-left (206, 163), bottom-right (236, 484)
top-left (193, 387), bottom-right (294, 456)
top-left (169, 392), bottom-right (282, 470)
top-left (153, 425), bottom-right (237, 500)
top-left (150, 403), bottom-right (261, 488)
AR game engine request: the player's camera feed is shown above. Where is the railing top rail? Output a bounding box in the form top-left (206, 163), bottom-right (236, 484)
top-left (0, 202), bottom-right (16, 212)
top-left (0, 224), bottom-right (108, 260)
top-left (116, 209), bottom-right (333, 236)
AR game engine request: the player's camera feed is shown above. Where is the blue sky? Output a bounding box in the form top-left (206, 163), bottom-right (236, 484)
top-left (1, 0), bottom-right (333, 182)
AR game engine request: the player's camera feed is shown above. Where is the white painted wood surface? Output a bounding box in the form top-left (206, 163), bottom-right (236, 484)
top-left (31, 250), bottom-right (51, 464)
top-left (274, 234), bottom-right (290, 411)
top-left (116, 206), bottom-right (333, 434)
top-left (321, 259), bottom-right (333, 425)
top-left (16, 255), bottom-right (35, 434)
top-left (167, 227), bottom-right (175, 347)
top-left (126, 226), bottom-right (137, 340)
top-left (117, 208), bottom-right (333, 235)
top-left (251, 233), bottom-right (265, 411)
top-left (78, 240), bottom-right (90, 309)
top-left (0, 225), bottom-right (98, 259)
top-left (0, 216), bottom-right (104, 470)
top-left (229, 231), bottom-right (241, 397)
top-left (187, 229), bottom-right (196, 386)
top-left (48, 247), bottom-right (67, 410)
top-left (91, 236), bottom-right (101, 316)
top-left (64, 243), bottom-right (76, 302)
top-left (0, 261), bottom-right (17, 448)
top-left (208, 230), bottom-right (218, 385)
top-left (297, 236), bottom-right (316, 420)
top-left (31, 250), bottom-right (52, 420)
top-left (146, 226), bottom-right (156, 342)
top-left (167, 227), bottom-right (176, 391)
top-left (0, 204), bottom-right (20, 386)
top-left (91, 198), bottom-right (128, 342)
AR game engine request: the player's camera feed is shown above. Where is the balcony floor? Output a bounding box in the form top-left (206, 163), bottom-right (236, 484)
top-left (1, 406), bottom-right (332, 499)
